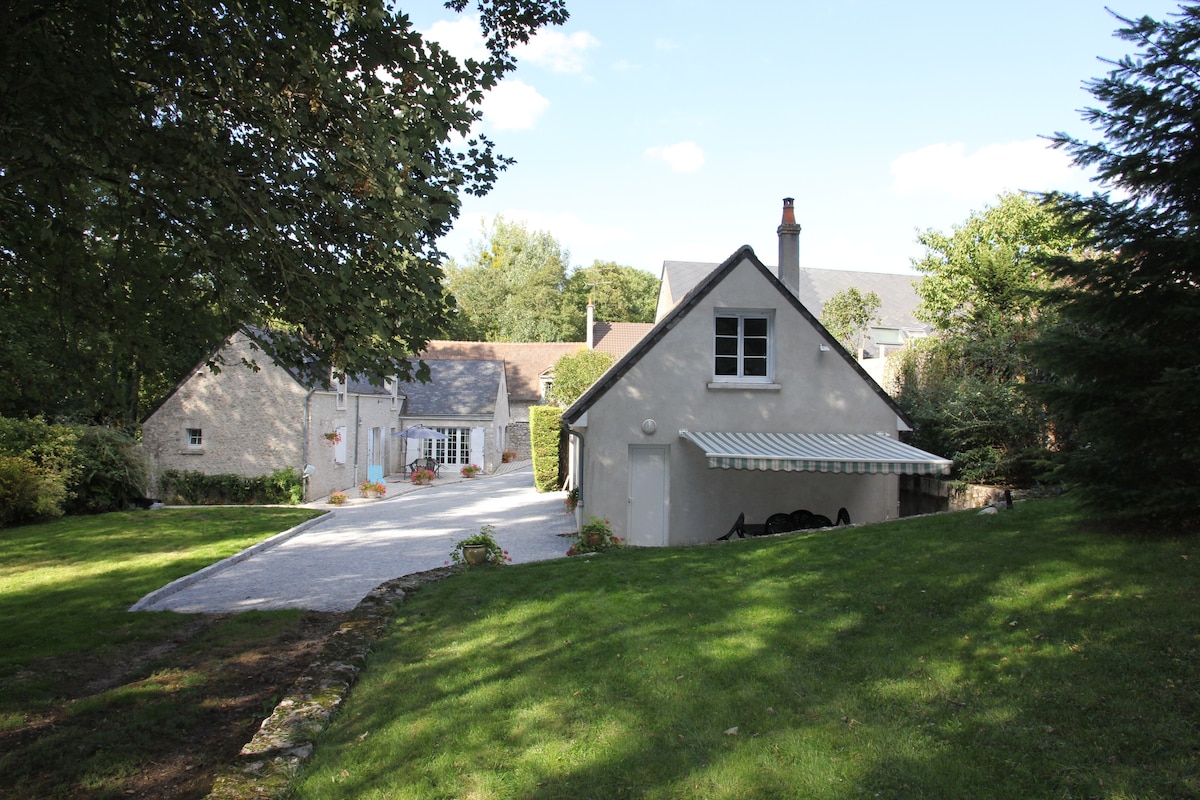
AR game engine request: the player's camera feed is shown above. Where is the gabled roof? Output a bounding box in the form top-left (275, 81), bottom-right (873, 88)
top-left (591, 322), bottom-right (654, 358)
top-left (399, 359), bottom-right (504, 417)
top-left (420, 341), bottom-right (583, 402)
top-left (564, 246), bottom-right (914, 428)
top-left (660, 260), bottom-right (928, 333)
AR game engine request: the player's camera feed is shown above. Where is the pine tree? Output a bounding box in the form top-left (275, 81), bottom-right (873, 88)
top-left (1034, 7), bottom-right (1200, 524)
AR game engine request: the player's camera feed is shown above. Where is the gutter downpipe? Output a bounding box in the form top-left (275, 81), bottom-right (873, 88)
top-left (302, 388), bottom-right (316, 502)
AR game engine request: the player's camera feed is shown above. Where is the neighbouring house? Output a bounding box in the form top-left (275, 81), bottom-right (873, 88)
top-left (141, 328), bottom-right (407, 502)
top-left (395, 359), bottom-right (509, 474)
top-left (419, 341), bottom-right (583, 458)
top-left (562, 198), bottom-right (951, 547)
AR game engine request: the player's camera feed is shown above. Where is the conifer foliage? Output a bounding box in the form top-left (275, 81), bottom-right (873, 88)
top-left (1035, 7), bottom-right (1200, 523)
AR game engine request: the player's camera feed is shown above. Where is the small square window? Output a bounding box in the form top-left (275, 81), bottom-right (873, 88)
top-left (186, 428), bottom-right (203, 447)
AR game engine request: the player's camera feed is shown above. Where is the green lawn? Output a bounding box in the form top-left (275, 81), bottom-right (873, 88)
top-left (0, 507), bottom-right (326, 798)
top-left (292, 496), bottom-right (1199, 800)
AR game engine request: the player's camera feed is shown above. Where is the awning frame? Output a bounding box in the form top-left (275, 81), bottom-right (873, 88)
top-left (679, 430), bottom-right (952, 476)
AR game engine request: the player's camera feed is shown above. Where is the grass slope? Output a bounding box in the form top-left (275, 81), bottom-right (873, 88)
top-left (0, 507), bottom-right (326, 798)
top-left (293, 496), bottom-right (1199, 800)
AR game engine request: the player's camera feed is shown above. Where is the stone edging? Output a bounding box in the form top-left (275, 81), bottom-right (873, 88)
top-left (205, 566), bottom-right (459, 799)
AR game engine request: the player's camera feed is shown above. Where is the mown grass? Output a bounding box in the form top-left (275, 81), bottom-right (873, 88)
top-left (0, 507), bottom-right (325, 798)
top-left (292, 496), bottom-right (1199, 799)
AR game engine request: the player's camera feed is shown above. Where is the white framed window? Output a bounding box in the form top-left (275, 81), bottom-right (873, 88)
top-left (332, 370), bottom-right (347, 410)
top-left (422, 427), bottom-right (471, 466)
top-left (387, 377), bottom-right (400, 410)
top-left (184, 427), bottom-right (204, 452)
top-left (713, 310), bottom-right (773, 382)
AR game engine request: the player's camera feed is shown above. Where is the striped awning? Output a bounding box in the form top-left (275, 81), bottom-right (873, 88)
top-left (679, 430), bottom-right (952, 475)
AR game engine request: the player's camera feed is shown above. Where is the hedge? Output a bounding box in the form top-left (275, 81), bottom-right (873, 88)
top-left (528, 405), bottom-right (563, 493)
top-left (158, 467), bottom-right (304, 505)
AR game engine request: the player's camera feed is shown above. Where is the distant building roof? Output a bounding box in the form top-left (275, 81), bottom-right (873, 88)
top-left (591, 322), bottom-right (654, 358)
top-left (419, 341), bottom-right (584, 403)
top-left (398, 359), bottom-right (504, 417)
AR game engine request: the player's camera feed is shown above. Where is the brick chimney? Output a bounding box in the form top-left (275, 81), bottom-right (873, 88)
top-left (777, 197), bottom-right (801, 296)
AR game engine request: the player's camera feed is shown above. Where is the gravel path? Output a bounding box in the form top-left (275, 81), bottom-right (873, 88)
top-left (132, 466), bottom-right (575, 613)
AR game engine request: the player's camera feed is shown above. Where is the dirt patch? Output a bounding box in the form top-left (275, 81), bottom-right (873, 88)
top-left (0, 568), bottom-right (459, 800)
top-left (0, 611), bottom-right (348, 800)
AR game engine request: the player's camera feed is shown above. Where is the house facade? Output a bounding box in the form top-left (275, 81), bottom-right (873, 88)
top-left (141, 329), bottom-right (405, 501)
top-left (563, 200), bottom-right (950, 547)
top-left (395, 359), bottom-right (509, 474)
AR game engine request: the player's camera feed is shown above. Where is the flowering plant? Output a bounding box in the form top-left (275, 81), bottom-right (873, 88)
top-left (323, 431), bottom-right (342, 447)
top-left (328, 491), bottom-right (348, 505)
top-left (411, 467), bottom-right (435, 485)
top-left (563, 487), bottom-right (580, 515)
top-left (501, 450), bottom-right (517, 463)
top-left (567, 516), bottom-right (623, 556)
top-left (460, 464), bottom-right (481, 478)
top-left (359, 480), bottom-right (386, 497)
top-left (448, 524), bottom-right (512, 566)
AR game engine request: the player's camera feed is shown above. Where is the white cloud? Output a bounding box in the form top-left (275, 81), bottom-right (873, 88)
top-left (518, 30), bottom-right (599, 73)
top-left (481, 79), bottom-right (549, 131)
top-left (645, 141), bottom-right (705, 173)
top-left (890, 139), bottom-right (1085, 202)
top-left (423, 15), bottom-right (487, 62)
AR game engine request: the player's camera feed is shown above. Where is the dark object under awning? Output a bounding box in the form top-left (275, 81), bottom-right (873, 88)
top-left (679, 430), bottom-right (952, 476)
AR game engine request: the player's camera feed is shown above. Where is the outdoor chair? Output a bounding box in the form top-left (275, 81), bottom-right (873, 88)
top-left (764, 512), bottom-right (797, 534)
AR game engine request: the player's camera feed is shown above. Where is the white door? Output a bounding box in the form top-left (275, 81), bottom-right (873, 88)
top-left (470, 427), bottom-right (485, 468)
top-left (628, 445), bottom-right (669, 547)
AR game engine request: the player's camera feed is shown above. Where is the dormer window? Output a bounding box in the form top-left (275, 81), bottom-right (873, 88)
top-left (332, 370), bottom-right (347, 410)
top-left (713, 310), bottom-right (773, 382)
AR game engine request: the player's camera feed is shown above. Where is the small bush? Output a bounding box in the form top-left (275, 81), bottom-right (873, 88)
top-left (0, 455), bottom-right (53, 527)
top-left (567, 516), bottom-right (623, 556)
top-left (69, 426), bottom-right (149, 513)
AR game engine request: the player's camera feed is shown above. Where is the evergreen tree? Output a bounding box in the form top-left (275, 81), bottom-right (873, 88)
top-left (1034, 7), bottom-right (1200, 523)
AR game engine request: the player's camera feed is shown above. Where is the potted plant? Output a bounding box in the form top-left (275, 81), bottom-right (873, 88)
top-left (501, 449), bottom-right (517, 463)
top-left (563, 487), bottom-right (579, 515)
top-left (322, 431), bottom-right (342, 447)
top-left (328, 490), bottom-right (348, 506)
top-left (359, 479), bottom-right (386, 498)
top-left (460, 463), bottom-right (481, 478)
top-left (411, 467), bottom-right (435, 486)
top-left (448, 524), bottom-right (512, 567)
top-left (566, 516), bottom-right (623, 557)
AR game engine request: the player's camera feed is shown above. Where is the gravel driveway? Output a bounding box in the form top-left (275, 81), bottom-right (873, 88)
top-left (132, 466), bottom-right (574, 613)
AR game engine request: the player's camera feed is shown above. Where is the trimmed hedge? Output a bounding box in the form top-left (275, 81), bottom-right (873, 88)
top-left (529, 405), bottom-right (563, 493)
top-left (158, 467), bottom-right (304, 505)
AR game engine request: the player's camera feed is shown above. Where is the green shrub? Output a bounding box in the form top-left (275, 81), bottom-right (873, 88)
top-left (529, 405), bottom-right (563, 493)
top-left (566, 516), bottom-right (623, 556)
top-left (158, 467), bottom-right (303, 505)
top-left (0, 417), bottom-right (78, 522)
top-left (0, 455), bottom-right (51, 527)
top-left (69, 426), bottom-right (150, 513)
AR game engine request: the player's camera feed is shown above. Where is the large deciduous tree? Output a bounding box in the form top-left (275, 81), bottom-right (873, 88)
top-left (442, 220), bottom-right (657, 342)
top-left (0, 0), bottom-right (567, 424)
top-left (894, 193), bottom-right (1084, 485)
top-left (1033, 8), bottom-right (1200, 523)
top-left (443, 217), bottom-right (574, 341)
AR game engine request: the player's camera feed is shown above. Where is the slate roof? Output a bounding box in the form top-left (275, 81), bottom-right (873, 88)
top-left (659, 261), bottom-right (929, 341)
top-left (398, 359), bottom-right (504, 417)
top-left (420, 341), bottom-right (584, 403)
top-left (592, 322), bottom-right (654, 358)
top-left (565, 246), bottom-right (913, 428)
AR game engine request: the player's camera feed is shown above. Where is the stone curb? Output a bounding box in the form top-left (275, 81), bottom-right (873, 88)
top-left (205, 567), bottom-right (460, 799)
top-left (127, 514), bottom-right (332, 612)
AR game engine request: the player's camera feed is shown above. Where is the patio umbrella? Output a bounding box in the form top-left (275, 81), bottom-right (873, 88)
top-left (391, 426), bottom-right (448, 439)
top-left (393, 426), bottom-right (448, 472)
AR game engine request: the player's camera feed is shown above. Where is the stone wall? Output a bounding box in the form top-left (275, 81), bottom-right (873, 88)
top-left (899, 475), bottom-right (1011, 516)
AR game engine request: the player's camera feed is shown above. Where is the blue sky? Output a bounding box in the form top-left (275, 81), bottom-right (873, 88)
top-left (414, 1), bottom-right (1186, 275)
